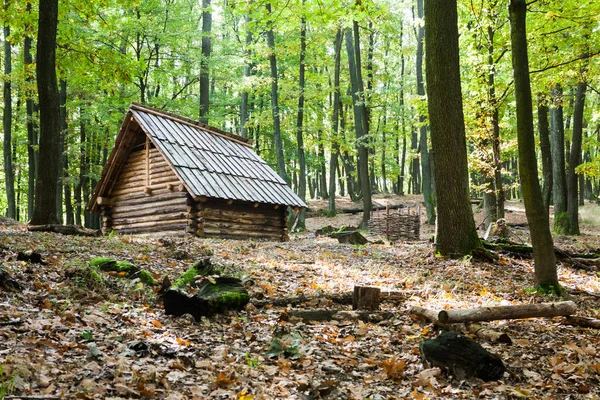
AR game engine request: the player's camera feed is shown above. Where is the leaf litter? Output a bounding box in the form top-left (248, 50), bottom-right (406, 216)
top-left (0, 200), bottom-right (599, 398)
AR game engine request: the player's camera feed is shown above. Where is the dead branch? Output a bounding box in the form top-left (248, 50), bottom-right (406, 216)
top-left (288, 308), bottom-right (394, 323)
top-left (563, 316), bottom-right (600, 329)
top-left (438, 301), bottom-right (576, 324)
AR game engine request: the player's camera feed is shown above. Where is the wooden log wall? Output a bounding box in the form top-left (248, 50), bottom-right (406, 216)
top-left (194, 199), bottom-right (288, 241)
top-left (103, 147), bottom-right (189, 235)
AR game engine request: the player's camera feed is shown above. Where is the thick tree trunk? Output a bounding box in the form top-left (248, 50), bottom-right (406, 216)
top-left (266, 3), bottom-right (288, 183)
top-left (31, 0), bottom-right (61, 226)
top-left (199, 0), bottom-right (211, 124)
top-left (538, 97), bottom-right (552, 214)
top-left (424, 0), bottom-right (480, 256)
top-left (566, 80), bottom-right (587, 235)
top-left (295, 4), bottom-right (307, 229)
top-left (345, 26), bottom-right (371, 227)
top-left (509, 0), bottom-right (558, 288)
top-left (416, 0), bottom-right (434, 224)
top-left (328, 29), bottom-right (343, 216)
top-left (550, 85), bottom-right (568, 233)
top-left (3, 4), bottom-right (16, 219)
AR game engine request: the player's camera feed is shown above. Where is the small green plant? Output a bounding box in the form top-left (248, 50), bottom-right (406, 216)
top-left (524, 284), bottom-right (563, 297)
top-left (245, 353), bottom-right (260, 369)
top-left (267, 332), bottom-right (303, 359)
top-left (80, 330), bottom-right (94, 342)
top-left (0, 364), bottom-right (15, 397)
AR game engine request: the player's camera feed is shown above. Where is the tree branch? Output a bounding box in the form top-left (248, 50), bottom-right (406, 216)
top-left (530, 51), bottom-right (600, 74)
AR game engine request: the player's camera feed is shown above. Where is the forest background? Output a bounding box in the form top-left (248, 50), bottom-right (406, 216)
top-left (1, 0), bottom-right (599, 232)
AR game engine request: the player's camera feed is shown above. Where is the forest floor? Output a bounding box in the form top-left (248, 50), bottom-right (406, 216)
top-left (1, 195), bottom-right (600, 399)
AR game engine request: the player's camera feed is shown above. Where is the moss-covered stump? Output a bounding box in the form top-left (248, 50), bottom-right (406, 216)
top-left (89, 257), bottom-right (156, 286)
top-left (164, 276), bottom-right (250, 320)
top-left (419, 331), bottom-right (505, 382)
top-left (336, 231), bottom-right (368, 245)
top-left (172, 257), bottom-right (213, 288)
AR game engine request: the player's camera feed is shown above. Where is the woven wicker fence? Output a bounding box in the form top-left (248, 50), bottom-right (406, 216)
top-left (368, 205), bottom-right (420, 242)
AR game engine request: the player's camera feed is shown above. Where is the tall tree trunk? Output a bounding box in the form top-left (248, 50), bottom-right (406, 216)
top-left (397, 21), bottom-right (406, 196)
top-left (566, 79), bottom-right (587, 235)
top-left (317, 130), bottom-right (328, 199)
top-left (550, 84), bottom-right (568, 233)
top-left (295, 2), bottom-right (307, 229)
top-left (3, 2), bottom-right (15, 219)
top-left (24, 4), bottom-right (37, 220)
top-left (266, 3), bottom-right (288, 183)
top-left (416, 0), bottom-right (434, 224)
top-left (240, 5), bottom-right (253, 138)
top-left (199, 0), bottom-right (212, 124)
top-left (328, 29), bottom-right (343, 215)
top-left (425, 0), bottom-right (480, 256)
top-left (509, 0), bottom-right (558, 289)
top-left (345, 27), bottom-right (371, 226)
top-left (538, 96), bottom-right (552, 215)
top-left (56, 79), bottom-right (67, 224)
top-left (31, 0), bottom-right (61, 226)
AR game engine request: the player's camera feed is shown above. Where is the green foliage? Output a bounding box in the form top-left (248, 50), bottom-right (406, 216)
top-left (0, 364), bottom-right (15, 398)
top-left (80, 330), bottom-right (94, 342)
top-left (267, 332), bottom-right (303, 359)
top-left (245, 353), bottom-right (260, 369)
top-left (525, 284), bottom-right (564, 297)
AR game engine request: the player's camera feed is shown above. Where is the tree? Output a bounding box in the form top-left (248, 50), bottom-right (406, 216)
top-left (537, 95), bottom-right (552, 214)
top-left (199, 0), bottom-right (212, 123)
top-left (424, 0), bottom-right (481, 256)
top-left (566, 77), bottom-right (587, 234)
top-left (508, 0), bottom-right (558, 289)
top-left (328, 28), bottom-right (343, 216)
top-left (3, 0), bottom-right (15, 219)
top-left (294, 0), bottom-right (307, 229)
top-left (550, 84), bottom-right (568, 233)
top-left (31, 0), bottom-right (61, 226)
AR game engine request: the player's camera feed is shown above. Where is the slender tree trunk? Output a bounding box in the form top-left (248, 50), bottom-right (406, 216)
top-left (31, 0), bottom-right (61, 226)
top-left (509, 0), bottom-right (558, 288)
top-left (24, 6), bottom-right (37, 220)
top-left (56, 79), bottom-right (67, 224)
top-left (345, 27), bottom-right (371, 226)
top-left (199, 0), bottom-right (212, 123)
top-left (240, 6), bottom-right (253, 138)
top-left (295, 2), bottom-right (307, 229)
top-left (538, 96), bottom-right (552, 215)
top-left (266, 3), bottom-right (288, 183)
top-left (3, 2), bottom-right (15, 219)
top-left (566, 80), bottom-right (587, 234)
top-left (425, 0), bottom-right (480, 256)
top-left (416, 0), bottom-right (435, 224)
top-left (328, 29), bottom-right (343, 215)
top-left (398, 22), bottom-right (406, 196)
top-left (550, 84), bottom-right (568, 233)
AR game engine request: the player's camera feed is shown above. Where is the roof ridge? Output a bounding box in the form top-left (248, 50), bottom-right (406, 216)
top-left (130, 102), bottom-right (254, 147)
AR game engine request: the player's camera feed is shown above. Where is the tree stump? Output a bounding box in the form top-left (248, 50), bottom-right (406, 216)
top-left (0, 268), bottom-right (21, 292)
top-left (352, 286), bottom-right (380, 310)
top-left (336, 231), bottom-right (368, 245)
top-left (419, 331), bottom-right (505, 381)
top-left (164, 276), bottom-right (250, 321)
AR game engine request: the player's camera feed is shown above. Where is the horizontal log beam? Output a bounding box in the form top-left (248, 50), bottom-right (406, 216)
top-left (112, 218), bottom-right (188, 231)
top-left (437, 301), bottom-right (577, 324)
top-left (112, 211), bottom-right (188, 227)
top-left (203, 220), bottom-right (283, 234)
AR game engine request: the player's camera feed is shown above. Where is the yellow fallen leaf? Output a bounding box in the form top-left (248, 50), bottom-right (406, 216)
top-left (151, 320), bottom-right (163, 328)
top-left (176, 337), bottom-right (191, 346)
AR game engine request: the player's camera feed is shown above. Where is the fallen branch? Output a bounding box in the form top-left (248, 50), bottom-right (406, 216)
top-left (438, 301), bottom-right (576, 324)
top-left (564, 316), bottom-right (600, 329)
top-left (251, 290), bottom-right (406, 308)
top-left (28, 224), bottom-right (101, 237)
top-left (288, 309), bottom-right (394, 323)
top-left (0, 319), bottom-right (23, 327)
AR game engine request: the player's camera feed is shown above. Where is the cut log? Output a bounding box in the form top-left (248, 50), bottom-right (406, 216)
top-left (411, 306), bottom-right (441, 323)
top-left (163, 277), bottom-right (250, 321)
top-left (0, 267), bottom-right (21, 292)
top-left (251, 289), bottom-right (406, 308)
top-left (336, 231), bottom-right (368, 245)
top-left (467, 324), bottom-right (512, 345)
top-left (419, 331), bottom-right (505, 381)
top-left (289, 309), bottom-right (394, 323)
top-left (352, 286), bottom-right (380, 310)
top-left (28, 224), bottom-right (102, 237)
top-left (564, 316), bottom-right (600, 329)
top-left (438, 301), bottom-right (576, 324)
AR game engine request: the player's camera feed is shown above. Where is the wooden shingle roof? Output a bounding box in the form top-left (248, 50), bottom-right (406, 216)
top-left (89, 103), bottom-right (306, 211)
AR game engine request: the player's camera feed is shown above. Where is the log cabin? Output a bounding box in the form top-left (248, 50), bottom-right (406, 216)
top-left (88, 103), bottom-right (306, 241)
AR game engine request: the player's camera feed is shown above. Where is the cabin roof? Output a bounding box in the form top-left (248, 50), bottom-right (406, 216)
top-left (89, 103), bottom-right (306, 212)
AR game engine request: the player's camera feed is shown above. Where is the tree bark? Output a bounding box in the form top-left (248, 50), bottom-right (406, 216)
top-left (294, 2), bottom-right (307, 229)
top-left (239, 5), bottom-right (253, 138)
top-left (56, 79), bottom-right (67, 224)
top-left (550, 84), bottom-right (568, 233)
top-left (24, 2), bottom-right (37, 220)
top-left (265, 3), bottom-right (288, 183)
top-left (31, 0), bottom-right (61, 226)
top-left (328, 29), bottom-right (343, 216)
top-left (198, 0), bottom-right (211, 123)
top-left (424, 0), bottom-right (480, 256)
top-left (566, 80), bottom-right (587, 235)
top-left (345, 27), bottom-right (371, 227)
top-left (509, 0), bottom-right (558, 288)
top-left (3, 2), bottom-right (15, 219)
top-left (538, 96), bottom-right (552, 214)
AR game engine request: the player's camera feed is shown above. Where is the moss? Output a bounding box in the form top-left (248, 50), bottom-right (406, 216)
top-left (115, 261), bottom-right (138, 273)
top-left (90, 257), bottom-right (117, 271)
top-left (136, 270), bottom-right (157, 286)
top-left (173, 258), bottom-right (213, 288)
top-left (553, 212), bottom-right (569, 235)
top-left (216, 291), bottom-right (250, 307)
top-left (535, 282), bottom-right (564, 297)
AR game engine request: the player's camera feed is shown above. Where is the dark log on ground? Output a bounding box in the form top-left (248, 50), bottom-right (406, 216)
top-left (483, 239), bottom-right (600, 269)
top-left (563, 316), bottom-right (600, 329)
top-left (438, 301), bottom-right (576, 324)
top-left (163, 276), bottom-right (249, 320)
top-left (0, 319), bottom-right (23, 327)
top-left (288, 308), bottom-right (394, 323)
top-left (251, 289), bottom-right (406, 308)
top-left (328, 203), bottom-right (406, 215)
top-left (336, 231), bottom-right (368, 245)
top-left (28, 224), bottom-right (101, 237)
top-left (0, 268), bottom-right (21, 291)
top-left (420, 331), bottom-right (505, 381)
top-left (17, 250), bottom-right (45, 264)
top-left (353, 286), bottom-right (380, 310)
top-left (566, 287), bottom-right (600, 299)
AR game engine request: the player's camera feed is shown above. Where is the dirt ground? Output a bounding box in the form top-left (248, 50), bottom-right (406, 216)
top-left (0, 195), bottom-right (599, 399)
